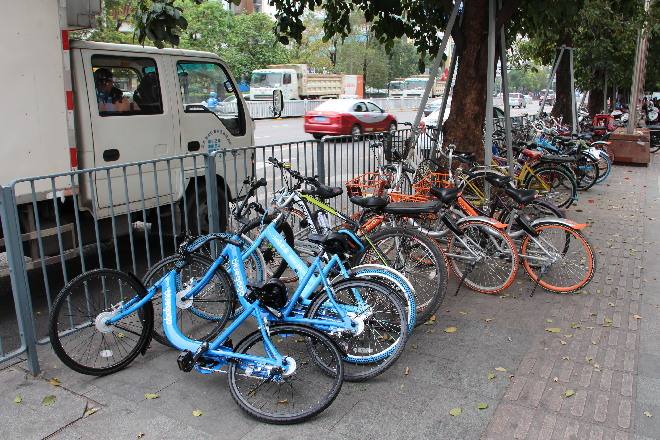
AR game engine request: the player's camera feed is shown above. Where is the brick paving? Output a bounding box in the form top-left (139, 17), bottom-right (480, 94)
top-left (0, 157), bottom-right (659, 440)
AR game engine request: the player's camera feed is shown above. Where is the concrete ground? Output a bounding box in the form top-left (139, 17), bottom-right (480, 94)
top-left (1, 154), bottom-right (659, 440)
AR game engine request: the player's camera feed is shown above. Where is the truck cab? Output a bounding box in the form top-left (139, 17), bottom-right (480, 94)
top-left (388, 81), bottom-right (405, 98)
top-left (250, 68), bottom-right (299, 100)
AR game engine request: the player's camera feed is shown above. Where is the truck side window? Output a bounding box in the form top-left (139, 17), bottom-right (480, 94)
top-left (91, 55), bottom-right (163, 116)
top-left (283, 73), bottom-right (292, 85)
top-left (178, 61), bottom-right (245, 137)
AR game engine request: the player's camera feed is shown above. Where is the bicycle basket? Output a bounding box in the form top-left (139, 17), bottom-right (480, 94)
top-left (384, 133), bottom-right (413, 162)
top-left (345, 172), bottom-right (389, 197)
top-left (412, 172), bottom-right (452, 195)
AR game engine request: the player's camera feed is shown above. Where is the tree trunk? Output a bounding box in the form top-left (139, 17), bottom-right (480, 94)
top-left (551, 49), bottom-right (573, 123)
top-left (587, 88), bottom-right (602, 117)
top-left (442, 0), bottom-right (489, 162)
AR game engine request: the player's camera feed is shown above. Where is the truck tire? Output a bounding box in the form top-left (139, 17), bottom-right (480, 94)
top-left (313, 133), bottom-right (324, 140)
top-left (186, 182), bottom-right (228, 234)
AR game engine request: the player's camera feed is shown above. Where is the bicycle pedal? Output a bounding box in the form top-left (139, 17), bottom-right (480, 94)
top-left (177, 350), bottom-right (194, 372)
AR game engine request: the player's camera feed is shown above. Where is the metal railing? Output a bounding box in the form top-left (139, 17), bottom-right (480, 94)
top-left (0, 126), bottom-right (470, 374)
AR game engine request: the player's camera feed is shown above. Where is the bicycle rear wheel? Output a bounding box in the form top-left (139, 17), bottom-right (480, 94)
top-left (228, 324), bottom-right (343, 424)
top-left (354, 227), bottom-right (448, 324)
top-left (523, 164), bottom-right (577, 208)
top-left (447, 220), bottom-right (519, 294)
top-left (520, 222), bottom-right (595, 293)
top-left (49, 269), bottom-right (153, 376)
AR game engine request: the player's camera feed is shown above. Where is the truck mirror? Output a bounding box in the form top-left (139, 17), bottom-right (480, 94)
top-left (272, 90), bottom-right (284, 117)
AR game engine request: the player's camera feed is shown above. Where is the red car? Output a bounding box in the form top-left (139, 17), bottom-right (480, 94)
top-left (304, 99), bottom-right (397, 139)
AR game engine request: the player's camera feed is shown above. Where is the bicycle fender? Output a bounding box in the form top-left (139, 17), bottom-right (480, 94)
top-left (456, 216), bottom-right (508, 230)
top-left (530, 217), bottom-right (588, 230)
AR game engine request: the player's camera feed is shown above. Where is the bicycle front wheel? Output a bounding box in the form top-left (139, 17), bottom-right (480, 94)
top-left (354, 227), bottom-right (448, 324)
top-left (520, 222), bottom-right (595, 293)
top-left (447, 220), bottom-right (519, 294)
top-left (228, 324), bottom-right (343, 424)
top-left (524, 164), bottom-right (577, 208)
top-left (49, 269), bottom-right (153, 376)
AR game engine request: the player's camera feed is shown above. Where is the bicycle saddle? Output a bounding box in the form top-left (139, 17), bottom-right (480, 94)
top-left (307, 231), bottom-right (363, 254)
top-left (522, 149), bottom-right (543, 160)
top-left (485, 174), bottom-right (513, 188)
top-left (301, 184), bottom-right (343, 199)
top-left (383, 200), bottom-right (443, 215)
top-left (504, 187), bottom-right (537, 205)
top-left (428, 186), bottom-right (462, 205)
top-left (350, 196), bottom-right (389, 209)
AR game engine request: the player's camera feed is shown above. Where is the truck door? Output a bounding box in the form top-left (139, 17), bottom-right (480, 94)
top-left (175, 59), bottom-right (253, 200)
top-left (84, 53), bottom-right (180, 211)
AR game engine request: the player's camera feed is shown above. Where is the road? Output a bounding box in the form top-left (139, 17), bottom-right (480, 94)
top-left (253, 101), bottom-right (546, 146)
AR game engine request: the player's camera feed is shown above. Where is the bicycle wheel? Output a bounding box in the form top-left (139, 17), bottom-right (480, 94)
top-left (354, 227), bottom-right (447, 324)
top-left (574, 152), bottom-right (599, 190)
top-left (392, 171), bottom-right (413, 194)
top-left (142, 254), bottom-right (234, 347)
top-left (240, 215), bottom-right (295, 280)
top-left (305, 278), bottom-right (408, 382)
top-left (228, 324), bottom-right (343, 424)
top-left (595, 151), bottom-right (612, 183)
top-left (447, 220), bottom-right (519, 294)
top-left (462, 170), bottom-right (509, 211)
top-left (520, 222), bottom-right (595, 293)
top-left (49, 269), bottom-right (153, 376)
top-left (523, 164), bottom-right (577, 208)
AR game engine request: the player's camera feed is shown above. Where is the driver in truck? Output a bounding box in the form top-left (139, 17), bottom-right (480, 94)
top-left (94, 67), bottom-right (139, 113)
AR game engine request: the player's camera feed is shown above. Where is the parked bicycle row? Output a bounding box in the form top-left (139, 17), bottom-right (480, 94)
top-left (47, 114), bottom-right (603, 422)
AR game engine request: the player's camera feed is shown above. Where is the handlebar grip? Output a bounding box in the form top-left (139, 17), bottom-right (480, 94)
top-left (267, 157), bottom-right (279, 165)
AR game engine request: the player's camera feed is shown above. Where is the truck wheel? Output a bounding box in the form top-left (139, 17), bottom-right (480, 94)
top-left (186, 183), bottom-right (228, 235)
top-left (313, 133), bottom-right (324, 140)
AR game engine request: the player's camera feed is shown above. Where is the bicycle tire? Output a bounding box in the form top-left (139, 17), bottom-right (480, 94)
top-left (305, 278), bottom-right (408, 382)
top-left (228, 324), bottom-right (343, 424)
top-left (574, 152), bottom-right (599, 190)
top-left (595, 151), bottom-right (612, 183)
top-left (353, 226), bottom-right (448, 324)
top-left (142, 254), bottom-right (234, 347)
top-left (520, 222), bottom-right (595, 293)
top-left (49, 269), bottom-right (153, 376)
top-left (447, 220), bottom-right (519, 294)
top-left (523, 164), bottom-right (577, 208)
top-left (496, 199), bottom-right (564, 225)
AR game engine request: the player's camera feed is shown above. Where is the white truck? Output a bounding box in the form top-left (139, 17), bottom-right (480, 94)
top-left (388, 80), bottom-right (405, 98)
top-left (250, 64), bottom-right (362, 100)
top-left (0, 0), bottom-right (256, 273)
top-left (402, 76), bottom-right (446, 98)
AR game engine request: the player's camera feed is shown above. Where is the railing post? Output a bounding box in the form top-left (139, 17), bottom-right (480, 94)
top-left (204, 153), bottom-right (221, 233)
top-left (316, 138), bottom-right (326, 185)
top-left (0, 186), bottom-right (40, 375)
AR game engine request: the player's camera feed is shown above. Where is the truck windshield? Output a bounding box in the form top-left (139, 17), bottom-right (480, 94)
top-left (251, 72), bottom-right (283, 87)
top-left (404, 79), bottom-right (428, 90)
top-left (389, 81), bottom-right (403, 90)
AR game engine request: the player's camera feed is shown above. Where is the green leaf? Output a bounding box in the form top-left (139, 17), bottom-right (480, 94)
top-left (48, 377), bottom-right (61, 387)
top-left (449, 407), bottom-right (462, 416)
top-left (144, 393), bottom-right (160, 400)
top-left (444, 326), bottom-right (457, 333)
top-left (545, 327), bottom-right (561, 333)
top-left (494, 367), bottom-right (507, 372)
top-left (42, 395), bottom-right (57, 406)
top-left (487, 372), bottom-right (496, 380)
top-left (84, 407), bottom-right (99, 417)
top-left (477, 403), bottom-right (489, 410)
top-left (563, 389), bottom-right (575, 398)
top-left (192, 409), bottom-right (203, 417)
top-left (13, 395), bottom-right (22, 404)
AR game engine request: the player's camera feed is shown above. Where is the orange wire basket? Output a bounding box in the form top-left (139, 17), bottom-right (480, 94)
top-left (412, 172), bottom-right (452, 195)
top-left (345, 172), bottom-right (389, 198)
top-left (388, 192), bottom-right (431, 202)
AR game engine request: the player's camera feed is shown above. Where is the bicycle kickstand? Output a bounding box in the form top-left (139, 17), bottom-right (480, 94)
top-left (529, 265), bottom-right (548, 297)
top-left (454, 260), bottom-right (477, 296)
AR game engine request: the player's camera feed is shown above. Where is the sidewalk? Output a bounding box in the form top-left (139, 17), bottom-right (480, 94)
top-left (1, 157), bottom-right (659, 440)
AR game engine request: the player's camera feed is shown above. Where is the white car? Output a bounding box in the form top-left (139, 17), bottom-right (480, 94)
top-left (509, 93), bottom-right (526, 108)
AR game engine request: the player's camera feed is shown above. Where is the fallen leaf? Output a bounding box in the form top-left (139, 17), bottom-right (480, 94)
top-left (608, 302), bottom-right (615, 307)
top-left (559, 340), bottom-right (567, 345)
top-left (586, 356), bottom-right (594, 363)
top-left (545, 328), bottom-right (561, 333)
top-left (485, 318), bottom-right (493, 323)
top-left (449, 407), bottom-right (462, 416)
top-left (48, 377), bottom-right (61, 387)
top-left (404, 367), bottom-right (410, 376)
top-left (553, 377), bottom-right (558, 382)
top-left (644, 411), bottom-right (653, 417)
top-left (137, 433), bottom-right (145, 439)
top-left (13, 395), bottom-right (22, 404)
top-left (487, 373), bottom-right (496, 380)
top-left (277, 399), bottom-right (289, 404)
top-left (84, 407), bottom-right (99, 417)
top-left (144, 393), bottom-right (160, 400)
top-left (477, 403), bottom-right (488, 410)
top-left (459, 311), bottom-right (468, 315)
top-left (444, 326), bottom-right (457, 333)
top-left (562, 356), bottom-right (570, 361)
top-left (564, 389), bottom-right (575, 398)
top-left (42, 395), bottom-right (56, 406)
top-left (633, 314), bottom-right (642, 320)
top-left (192, 409), bottom-right (203, 417)
top-left (570, 323), bottom-right (581, 329)
top-left (495, 367), bottom-right (507, 372)
top-left (546, 319), bottom-right (553, 323)
top-left (117, 332), bottom-right (125, 339)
